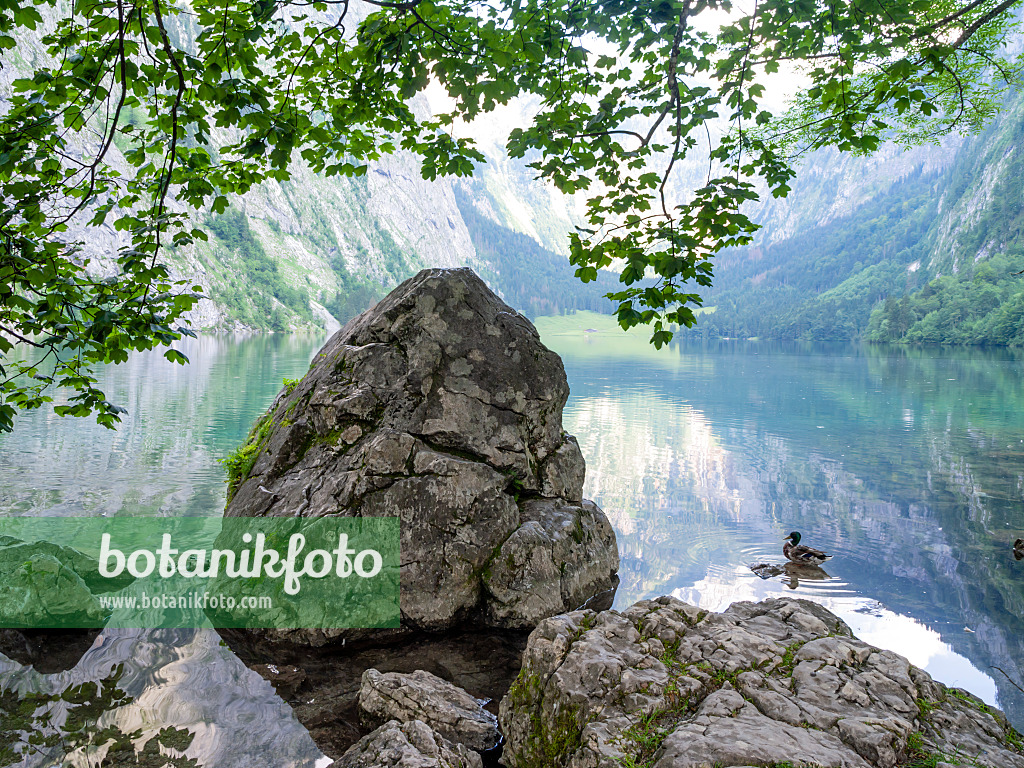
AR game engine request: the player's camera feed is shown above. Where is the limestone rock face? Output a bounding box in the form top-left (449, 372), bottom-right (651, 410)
top-left (359, 669), bottom-right (500, 752)
top-left (499, 596), bottom-right (1024, 768)
top-left (225, 268), bottom-right (618, 634)
top-left (331, 719), bottom-right (481, 768)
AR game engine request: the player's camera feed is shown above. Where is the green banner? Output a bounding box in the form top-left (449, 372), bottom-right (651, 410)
top-left (0, 516), bottom-right (400, 630)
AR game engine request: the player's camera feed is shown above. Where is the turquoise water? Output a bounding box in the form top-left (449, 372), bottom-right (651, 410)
top-left (0, 333), bottom-right (325, 519)
top-left (0, 334), bottom-right (332, 768)
top-left (1, 321), bottom-right (1024, 764)
top-left (539, 313), bottom-right (1024, 730)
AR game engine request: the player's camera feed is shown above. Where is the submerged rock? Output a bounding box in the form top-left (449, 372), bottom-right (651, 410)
top-left (0, 537), bottom-right (136, 632)
top-left (359, 668), bottom-right (500, 753)
top-left (499, 596), bottom-right (1024, 768)
top-left (331, 719), bottom-right (481, 768)
top-left (224, 268), bottom-right (618, 638)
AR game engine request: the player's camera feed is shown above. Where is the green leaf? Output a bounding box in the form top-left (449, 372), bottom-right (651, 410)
top-left (164, 349), bottom-right (189, 365)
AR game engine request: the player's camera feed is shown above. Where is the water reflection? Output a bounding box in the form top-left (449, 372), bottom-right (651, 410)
top-left (2, 321), bottom-right (1024, 756)
top-left (0, 333), bottom-right (330, 766)
top-left (0, 333), bottom-right (328, 518)
top-left (749, 561), bottom-right (832, 589)
top-left (782, 563), bottom-right (831, 589)
top-left (0, 630), bottom-right (326, 767)
top-left (538, 314), bottom-right (1024, 729)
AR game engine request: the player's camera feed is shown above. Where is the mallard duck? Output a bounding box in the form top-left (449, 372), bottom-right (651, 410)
top-left (783, 531), bottom-right (832, 566)
top-left (1014, 538), bottom-right (1024, 561)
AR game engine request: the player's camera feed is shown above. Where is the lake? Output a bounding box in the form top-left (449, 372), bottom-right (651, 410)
top-left (1, 316), bottom-right (1023, 764)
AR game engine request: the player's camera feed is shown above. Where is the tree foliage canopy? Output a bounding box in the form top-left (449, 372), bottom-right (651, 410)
top-left (1, 0), bottom-right (1022, 430)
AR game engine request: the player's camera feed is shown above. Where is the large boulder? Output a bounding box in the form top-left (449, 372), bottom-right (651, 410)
top-left (499, 596), bottom-right (1024, 768)
top-left (359, 668), bottom-right (500, 752)
top-left (225, 268), bottom-right (618, 637)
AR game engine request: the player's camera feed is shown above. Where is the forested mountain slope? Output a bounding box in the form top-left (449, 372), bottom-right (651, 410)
top-left (866, 93), bottom-right (1024, 344)
top-left (1, 4), bottom-right (611, 333)
top-left (11, 1), bottom-right (1022, 339)
top-left (686, 88), bottom-right (1024, 345)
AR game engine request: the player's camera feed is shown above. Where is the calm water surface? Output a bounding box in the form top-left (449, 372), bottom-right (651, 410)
top-left (540, 313), bottom-right (1024, 730)
top-left (0, 334), bottom-right (333, 768)
top-left (1, 319), bottom-right (1023, 765)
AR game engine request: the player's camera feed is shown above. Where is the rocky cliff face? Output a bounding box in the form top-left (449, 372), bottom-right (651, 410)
top-left (225, 268), bottom-right (618, 639)
top-left (0, 4), bottom-right (506, 333)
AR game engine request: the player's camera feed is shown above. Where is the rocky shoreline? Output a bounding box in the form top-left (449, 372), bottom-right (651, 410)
top-left (224, 627), bottom-right (530, 760)
top-left (3, 596), bottom-right (1021, 767)
top-left (310, 596), bottom-right (1022, 768)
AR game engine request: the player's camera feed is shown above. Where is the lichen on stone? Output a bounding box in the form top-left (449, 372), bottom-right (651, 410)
top-left (498, 597), bottom-right (1024, 768)
top-left (223, 268), bottom-right (619, 642)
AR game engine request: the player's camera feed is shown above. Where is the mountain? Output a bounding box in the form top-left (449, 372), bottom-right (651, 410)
top-left (2, 5), bottom-right (615, 334)
top-left (683, 87), bottom-right (1024, 345)
top-left (187, 151), bottom-right (616, 329)
top-left (11, 2), bottom-right (1024, 340)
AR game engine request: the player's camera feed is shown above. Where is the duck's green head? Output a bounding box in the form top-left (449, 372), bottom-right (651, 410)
top-left (784, 531), bottom-right (801, 544)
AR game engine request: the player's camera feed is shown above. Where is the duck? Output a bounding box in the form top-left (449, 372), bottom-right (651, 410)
top-left (783, 531), bottom-right (833, 566)
top-left (1014, 538), bottom-right (1023, 561)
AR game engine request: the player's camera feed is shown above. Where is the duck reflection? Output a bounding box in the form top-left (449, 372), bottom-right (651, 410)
top-left (783, 562), bottom-right (832, 590)
top-left (747, 561), bottom-right (832, 590)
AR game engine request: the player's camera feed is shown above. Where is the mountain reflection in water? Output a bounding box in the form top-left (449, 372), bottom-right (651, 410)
top-left (0, 318), bottom-right (1023, 766)
top-left (539, 312), bottom-right (1024, 730)
top-left (0, 334), bottom-right (333, 767)
top-left (0, 629), bottom-right (327, 767)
